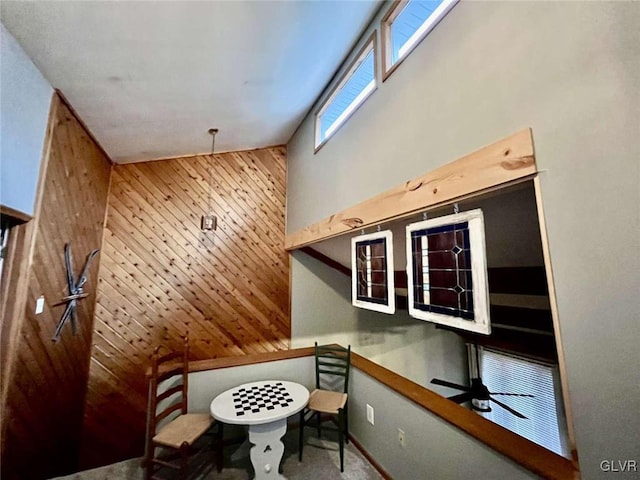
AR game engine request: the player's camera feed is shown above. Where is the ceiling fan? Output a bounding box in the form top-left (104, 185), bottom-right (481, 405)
top-left (431, 344), bottom-right (533, 419)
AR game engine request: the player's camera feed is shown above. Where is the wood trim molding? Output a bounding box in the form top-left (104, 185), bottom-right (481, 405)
top-left (300, 247), bottom-right (351, 277)
top-left (350, 351), bottom-right (579, 480)
top-left (313, 30), bottom-right (378, 154)
top-left (534, 177), bottom-right (579, 466)
top-left (380, 0), bottom-right (403, 83)
top-left (150, 345), bottom-right (316, 378)
top-left (178, 345), bottom-right (578, 479)
top-left (286, 129), bottom-right (536, 250)
top-left (0, 93), bottom-right (60, 455)
top-left (54, 89), bottom-right (114, 166)
top-left (0, 205), bottom-right (32, 224)
top-left (348, 434), bottom-right (393, 480)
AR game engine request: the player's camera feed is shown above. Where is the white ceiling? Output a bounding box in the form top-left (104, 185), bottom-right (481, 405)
top-left (1, 0), bottom-right (381, 164)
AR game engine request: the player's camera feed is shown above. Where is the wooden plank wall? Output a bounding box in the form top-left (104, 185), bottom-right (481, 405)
top-left (80, 147), bottom-right (289, 468)
top-left (1, 94), bottom-right (112, 480)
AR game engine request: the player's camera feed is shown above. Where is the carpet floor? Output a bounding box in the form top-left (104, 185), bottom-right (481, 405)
top-left (51, 426), bottom-right (383, 480)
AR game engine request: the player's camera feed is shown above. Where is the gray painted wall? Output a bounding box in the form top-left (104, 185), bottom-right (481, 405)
top-left (0, 23), bottom-right (52, 216)
top-left (287, 2), bottom-right (640, 478)
top-left (350, 369), bottom-right (537, 480)
top-left (189, 357), bottom-right (315, 413)
top-left (290, 251), bottom-right (468, 394)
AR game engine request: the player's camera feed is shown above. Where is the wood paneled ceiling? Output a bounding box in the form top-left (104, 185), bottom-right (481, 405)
top-left (0, 1), bottom-right (382, 163)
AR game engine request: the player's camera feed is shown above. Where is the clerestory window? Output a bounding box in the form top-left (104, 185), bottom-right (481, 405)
top-left (382, 0), bottom-right (458, 80)
top-left (315, 33), bottom-right (377, 150)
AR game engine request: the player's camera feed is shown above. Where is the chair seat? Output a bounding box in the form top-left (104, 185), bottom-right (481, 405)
top-left (152, 413), bottom-right (213, 448)
top-left (308, 389), bottom-right (348, 414)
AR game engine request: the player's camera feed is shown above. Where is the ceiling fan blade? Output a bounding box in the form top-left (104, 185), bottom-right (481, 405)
top-left (490, 392), bottom-right (535, 398)
top-left (490, 397), bottom-right (528, 419)
top-left (431, 378), bottom-right (471, 391)
top-left (448, 392), bottom-right (474, 404)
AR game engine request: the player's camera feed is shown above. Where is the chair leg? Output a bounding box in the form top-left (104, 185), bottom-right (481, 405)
top-left (180, 442), bottom-right (189, 480)
top-left (144, 443), bottom-right (154, 480)
top-left (299, 410), bottom-right (305, 461)
top-left (316, 411), bottom-right (322, 438)
top-left (216, 422), bottom-right (224, 473)
top-left (338, 408), bottom-right (345, 473)
top-left (345, 402), bottom-right (349, 445)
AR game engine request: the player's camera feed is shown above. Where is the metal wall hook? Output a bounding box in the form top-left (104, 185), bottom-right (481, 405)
top-left (454, 203), bottom-right (460, 214)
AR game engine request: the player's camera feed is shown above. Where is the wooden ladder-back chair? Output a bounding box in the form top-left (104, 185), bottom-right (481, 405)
top-left (299, 343), bottom-right (351, 472)
top-left (145, 337), bottom-right (223, 480)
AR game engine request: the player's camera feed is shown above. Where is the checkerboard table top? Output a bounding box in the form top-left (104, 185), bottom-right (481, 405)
top-left (210, 380), bottom-right (310, 425)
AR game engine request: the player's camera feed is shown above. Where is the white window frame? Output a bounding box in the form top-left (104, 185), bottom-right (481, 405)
top-left (382, 0), bottom-right (458, 81)
top-left (405, 209), bottom-right (490, 334)
top-left (351, 229), bottom-right (395, 314)
top-left (314, 32), bottom-right (377, 151)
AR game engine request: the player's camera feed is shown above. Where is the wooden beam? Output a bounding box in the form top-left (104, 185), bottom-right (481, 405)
top-left (285, 129), bottom-right (536, 250)
top-left (0, 205), bottom-right (32, 224)
top-left (299, 247), bottom-right (351, 277)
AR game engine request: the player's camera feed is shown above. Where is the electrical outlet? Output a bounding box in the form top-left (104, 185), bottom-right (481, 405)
top-left (398, 428), bottom-right (406, 447)
top-left (35, 296), bottom-right (45, 315)
top-left (366, 404), bottom-right (374, 425)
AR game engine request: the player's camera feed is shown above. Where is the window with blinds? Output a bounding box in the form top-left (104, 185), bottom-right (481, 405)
top-left (478, 347), bottom-right (571, 458)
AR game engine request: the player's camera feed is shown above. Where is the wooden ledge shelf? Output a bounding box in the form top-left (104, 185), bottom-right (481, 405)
top-left (285, 129), bottom-right (536, 250)
top-left (162, 345), bottom-right (578, 479)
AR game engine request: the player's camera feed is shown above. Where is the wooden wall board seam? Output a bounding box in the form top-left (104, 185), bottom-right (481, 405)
top-left (218, 151), bottom-right (287, 214)
top-left (115, 163), bottom-right (289, 295)
top-left (103, 198), bottom-right (252, 319)
top-left (112, 162), bottom-right (288, 296)
top-left (185, 155), bottom-right (286, 246)
top-left (101, 206), bottom-right (280, 347)
top-left (160, 158), bottom-right (289, 278)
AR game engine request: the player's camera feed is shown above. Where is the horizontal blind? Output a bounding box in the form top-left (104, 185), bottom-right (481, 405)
top-left (479, 347), bottom-right (570, 458)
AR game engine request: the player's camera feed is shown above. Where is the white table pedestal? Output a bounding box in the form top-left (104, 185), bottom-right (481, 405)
top-left (210, 381), bottom-right (309, 480)
top-left (248, 418), bottom-right (287, 479)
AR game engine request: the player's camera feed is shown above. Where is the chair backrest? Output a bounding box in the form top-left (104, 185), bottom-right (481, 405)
top-left (147, 337), bottom-right (190, 438)
top-left (315, 343), bottom-right (351, 394)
